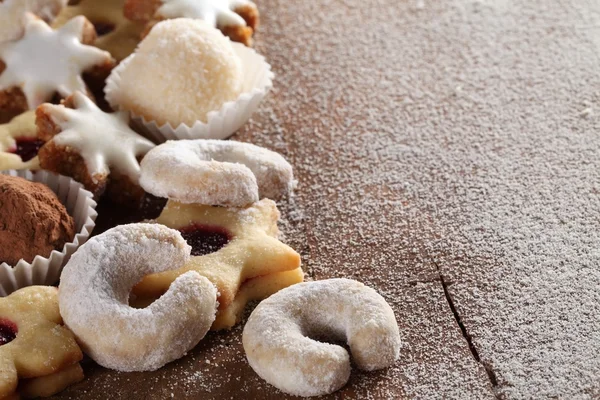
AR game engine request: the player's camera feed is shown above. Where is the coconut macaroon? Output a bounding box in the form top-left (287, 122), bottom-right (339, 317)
top-left (106, 19), bottom-right (243, 128)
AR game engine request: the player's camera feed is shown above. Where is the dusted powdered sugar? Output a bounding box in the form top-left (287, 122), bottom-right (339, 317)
top-left (107, 18), bottom-right (243, 127)
top-left (140, 139), bottom-right (294, 206)
top-left (242, 279), bottom-right (401, 397)
top-left (58, 223), bottom-right (218, 372)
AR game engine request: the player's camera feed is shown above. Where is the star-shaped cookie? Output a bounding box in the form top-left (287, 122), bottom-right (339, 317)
top-left (132, 198), bottom-right (303, 329)
top-left (0, 14), bottom-right (115, 112)
top-left (52, 0), bottom-right (146, 62)
top-left (0, 286), bottom-right (83, 399)
top-left (0, 111), bottom-right (40, 171)
top-left (124, 0), bottom-right (259, 46)
top-left (36, 91), bottom-right (156, 204)
top-left (0, 0), bottom-right (67, 42)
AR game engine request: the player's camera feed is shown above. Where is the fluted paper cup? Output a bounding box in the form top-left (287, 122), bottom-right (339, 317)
top-left (105, 42), bottom-right (274, 143)
top-left (0, 170), bottom-right (97, 296)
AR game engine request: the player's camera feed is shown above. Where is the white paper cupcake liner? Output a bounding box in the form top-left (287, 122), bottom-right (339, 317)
top-left (105, 42), bottom-right (274, 143)
top-left (0, 170), bottom-right (97, 296)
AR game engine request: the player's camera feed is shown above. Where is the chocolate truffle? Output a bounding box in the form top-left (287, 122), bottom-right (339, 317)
top-left (0, 175), bottom-right (75, 265)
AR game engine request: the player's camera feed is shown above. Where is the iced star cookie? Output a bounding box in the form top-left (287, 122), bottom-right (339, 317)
top-left (0, 111), bottom-right (41, 171)
top-left (124, 0), bottom-right (259, 46)
top-left (0, 0), bottom-right (67, 43)
top-left (36, 91), bottom-right (156, 205)
top-left (52, 0), bottom-right (146, 62)
top-left (0, 14), bottom-right (115, 114)
top-left (132, 199), bottom-right (303, 330)
top-left (0, 286), bottom-right (84, 399)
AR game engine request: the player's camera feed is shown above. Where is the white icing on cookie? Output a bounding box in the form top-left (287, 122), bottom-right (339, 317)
top-left (156, 0), bottom-right (253, 27)
top-left (0, 14), bottom-right (113, 109)
top-left (44, 91), bottom-right (155, 183)
top-left (0, 0), bottom-right (67, 42)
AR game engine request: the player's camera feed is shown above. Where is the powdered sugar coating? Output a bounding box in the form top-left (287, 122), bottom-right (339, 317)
top-left (0, 15), bottom-right (113, 109)
top-left (106, 18), bottom-right (243, 127)
top-left (242, 279), bottom-right (401, 397)
top-left (157, 0), bottom-right (254, 28)
top-left (0, 0), bottom-right (67, 42)
top-left (140, 139), bottom-right (293, 206)
top-left (58, 223), bottom-right (218, 372)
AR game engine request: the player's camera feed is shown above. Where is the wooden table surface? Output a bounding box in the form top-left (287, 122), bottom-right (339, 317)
top-left (53, 0), bottom-right (600, 398)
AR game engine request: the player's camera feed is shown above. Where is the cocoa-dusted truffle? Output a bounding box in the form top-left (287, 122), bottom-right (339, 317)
top-left (0, 174), bottom-right (75, 265)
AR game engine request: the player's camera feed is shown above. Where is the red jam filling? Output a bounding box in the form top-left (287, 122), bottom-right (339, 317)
top-left (0, 318), bottom-right (17, 346)
top-left (92, 21), bottom-right (116, 36)
top-left (179, 225), bottom-right (231, 256)
top-left (11, 138), bottom-right (44, 162)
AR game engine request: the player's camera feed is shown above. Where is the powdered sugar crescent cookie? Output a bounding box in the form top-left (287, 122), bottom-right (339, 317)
top-left (132, 199), bottom-right (302, 330)
top-left (0, 14), bottom-right (115, 114)
top-left (52, 0), bottom-right (146, 62)
top-left (0, 0), bottom-right (67, 43)
top-left (37, 91), bottom-right (155, 205)
top-left (242, 279), bottom-right (402, 397)
top-left (140, 139), bottom-right (294, 207)
top-left (0, 111), bottom-right (41, 170)
top-left (59, 223), bottom-right (218, 372)
top-left (0, 286), bottom-right (84, 399)
top-left (124, 0), bottom-right (259, 46)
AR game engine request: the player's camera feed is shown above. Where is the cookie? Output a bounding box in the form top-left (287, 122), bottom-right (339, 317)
top-left (0, 14), bottom-right (115, 114)
top-left (132, 198), bottom-right (302, 330)
top-left (0, 111), bottom-right (40, 171)
top-left (0, 286), bottom-right (84, 399)
top-left (52, 0), bottom-right (146, 62)
top-left (124, 0), bottom-right (259, 46)
top-left (0, 0), bottom-right (67, 43)
top-left (36, 91), bottom-right (155, 205)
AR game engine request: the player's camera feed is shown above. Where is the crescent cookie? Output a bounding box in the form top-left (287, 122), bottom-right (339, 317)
top-left (59, 223), bottom-right (218, 372)
top-left (132, 199), bottom-right (303, 330)
top-left (0, 14), bottom-right (115, 115)
top-left (124, 0), bottom-right (259, 46)
top-left (243, 279), bottom-right (402, 397)
top-left (0, 286), bottom-right (84, 399)
top-left (140, 139), bottom-right (294, 207)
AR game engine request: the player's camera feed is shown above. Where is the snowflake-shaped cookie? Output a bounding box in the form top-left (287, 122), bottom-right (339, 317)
top-left (124, 0), bottom-right (259, 46)
top-left (132, 198), bottom-right (303, 330)
top-left (0, 14), bottom-right (114, 110)
top-left (0, 286), bottom-right (83, 399)
top-left (52, 0), bottom-right (146, 62)
top-left (37, 91), bottom-right (156, 204)
top-left (0, 0), bottom-right (67, 42)
top-left (157, 0), bottom-right (253, 27)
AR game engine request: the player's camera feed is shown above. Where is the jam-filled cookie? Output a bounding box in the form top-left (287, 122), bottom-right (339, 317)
top-left (0, 286), bottom-right (84, 399)
top-left (36, 91), bottom-right (155, 205)
top-left (132, 199), bottom-right (303, 330)
top-left (0, 111), bottom-right (41, 171)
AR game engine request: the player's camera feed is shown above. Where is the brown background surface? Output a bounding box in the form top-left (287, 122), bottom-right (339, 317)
top-left (52, 0), bottom-right (600, 398)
